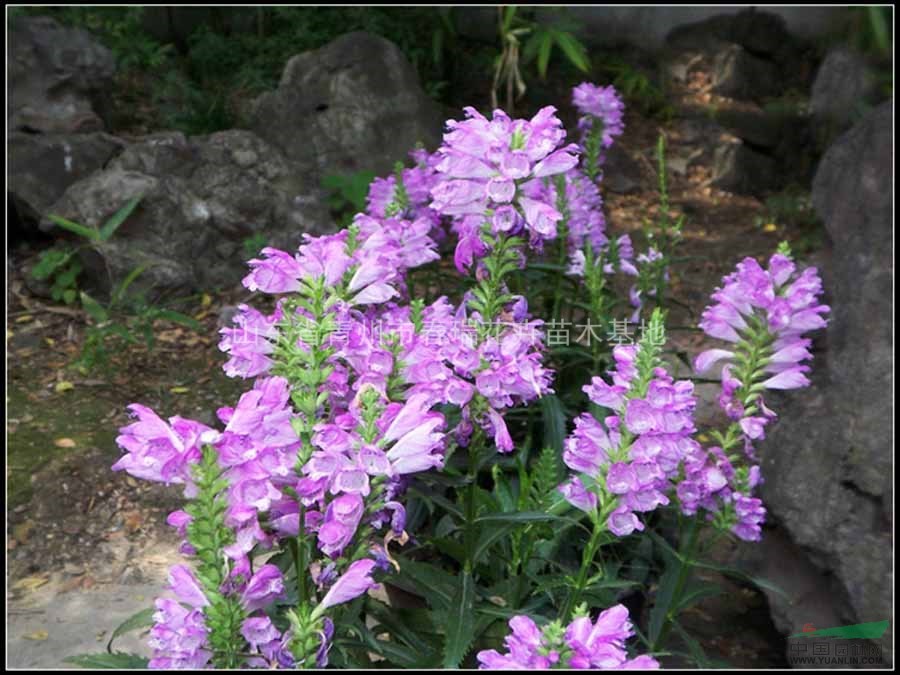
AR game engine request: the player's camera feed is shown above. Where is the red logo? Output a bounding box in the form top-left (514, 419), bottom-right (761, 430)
top-left (801, 623), bottom-right (816, 633)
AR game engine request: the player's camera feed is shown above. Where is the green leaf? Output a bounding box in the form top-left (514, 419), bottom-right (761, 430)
top-left (64, 652), bottom-right (149, 669)
top-left (536, 29), bottom-right (554, 79)
top-left (394, 558), bottom-right (455, 611)
top-left (441, 570), bottom-right (476, 668)
top-left (107, 607), bottom-right (155, 653)
top-left (80, 291), bottom-right (109, 323)
top-left (648, 554), bottom-right (681, 647)
top-left (474, 511), bottom-right (574, 525)
top-left (110, 265), bottom-right (148, 308)
top-left (47, 214), bottom-right (100, 241)
top-left (553, 30), bottom-right (591, 73)
top-left (675, 582), bottom-right (723, 612)
top-left (472, 522), bottom-right (517, 565)
top-left (671, 619), bottom-right (711, 668)
top-left (688, 559), bottom-right (789, 600)
top-left (100, 196), bottom-right (142, 241)
top-left (501, 5), bottom-right (518, 33)
top-left (155, 310), bottom-right (202, 331)
top-left (539, 394), bottom-right (567, 455)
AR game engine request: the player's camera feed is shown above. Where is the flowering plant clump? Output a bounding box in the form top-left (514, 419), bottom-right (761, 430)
top-left (101, 84), bottom-right (829, 670)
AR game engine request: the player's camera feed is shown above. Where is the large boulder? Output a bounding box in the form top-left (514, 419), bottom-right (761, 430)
top-left (8, 15), bottom-right (116, 134)
top-left (810, 47), bottom-right (881, 143)
top-left (42, 130), bottom-right (333, 298)
top-left (665, 9), bottom-right (816, 102)
top-left (749, 101), bottom-right (893, 665)
top-left (8, 131), bottom-right (126, 228)
top-left (249, 32), bottom-right (443, 182)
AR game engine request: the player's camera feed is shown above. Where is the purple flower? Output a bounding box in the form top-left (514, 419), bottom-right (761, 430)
top-left (148, 598), bottom-right (211, 669)
top-left (559, 476), bottom-right (599, 514)
top-left (241, 616), bottom-right (280, 649)
top-left (477, 604), bottom-right (657, 669)
top-left (318, 493), bottom-right (364, 558)
top-left (572, 83), bottom-right (626, 150)
top-left (112, 406), bottom-right (215, 495)
top-left (241, 564), bottom-right (285, 612)
top-left (607, 504), bottom-right (645, 537)
top-left (167, 564), bottom-right (209, 609)
top-left (318, 559), bottom-right (379, 610)
top-left (243, 247), bottom-right (303, 294)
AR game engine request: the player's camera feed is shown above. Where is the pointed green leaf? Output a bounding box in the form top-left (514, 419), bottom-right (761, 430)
top-left (64, 652), bottom-right (149, 669)
top-left (537, 29), bottom-right (554, 78)
top-left (155, 310), bottom-right (202, 331)
top-left (107, 607), bottom-right (155, 653)
top-left (80, 291), bottom-right (109, 323)
top-left (540, 394), bottom-right (567, 455)
top-left (100, 196), bottom-right (142, 241)
top-left (47, 214), bottom-right (100, 241)
top-left (553, 30), bottom-right (591, 73)
top-left (442, 570), bottom-right (476, 668)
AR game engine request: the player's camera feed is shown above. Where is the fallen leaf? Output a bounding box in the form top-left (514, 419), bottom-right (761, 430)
top-left (123, 511), bottom-right (143, 533)
top-left (15, 315), bottom-right (34, 323)
top-left (13, 520), bottom-right (35, 542)
top-left (45, 337), bottom-right (56, 346)
top-left (201, 293), bottom-right (212, 308)
top-left (23, 630), bottom-right (49, 641)
top-left (763, 222), bottom-right (778, 233)
top-left (169, 386), bottom-right (189, 394)
top-left (13, 574), bottom-right (49, 591)
top-left (54, 381), bottom-right (75, 393)
top-left (54, 438), bottom-right (77, 448)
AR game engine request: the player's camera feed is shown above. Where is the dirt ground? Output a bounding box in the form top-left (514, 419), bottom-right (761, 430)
top-left (6, 53), bottom-right (824, 668)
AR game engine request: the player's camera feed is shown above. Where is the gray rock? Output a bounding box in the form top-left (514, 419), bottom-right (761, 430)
top-left (713, 106), bottom-right (792, 150)
top-left (42, 130), bottom-right (334, 299)
top-left (8, 131), bottom-right (126, 227)
top-left (810, 47), bottom-right (881, 140)
top-left (756, 101), bottom-right (893, 666)
top-left (710, 141), bottom-right (777, 194)
top-left (249, 32), bottom-right (443, 182)
top-left (711, 43), bottom-right (782, 100)
top-left (666, 9), bottom-right (798, 64)
top-left (8, 16), bottom-right (116, 134)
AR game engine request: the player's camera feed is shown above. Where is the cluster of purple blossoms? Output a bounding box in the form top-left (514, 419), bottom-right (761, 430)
top-left (430, 105), bottom-right (580, 268)
top-left (572, 82), bottom-right (625, 158)
top-left (477, 605), bottom-right (658, 670)
top-left (521, 166), bottom-right (608, 253)
top-left (560, 345), bottom-right (698, 536)
top-left (695, 253), bottom-right (829, 410)
top-left (676, 446), bottom-right (766, 541)
top-left (112, 405), bottom-right (217, 497)
top-left (366, 147), bottom-right (444, 237)
top-left (685, 251), bottom-right (829, 541)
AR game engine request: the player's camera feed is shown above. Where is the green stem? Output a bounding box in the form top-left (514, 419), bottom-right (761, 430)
top-left (561, 519), bottom-right (604, 620)
top-left (463, 436), bottom-right (483, 573)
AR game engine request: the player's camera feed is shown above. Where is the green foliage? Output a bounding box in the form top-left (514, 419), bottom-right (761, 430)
top-left (322, 171), bottom-right (377, 226)
top-left (600, 57), bottom-right (673, 120)
top-left (36, 197), bottom-right (201, 372)
top-left (63, 652), bottom-right (150, 669)
top-left (493, 6), bottom-right (591, 112)
top-left (635, 134), bottom-right (684, 314)
top-left (31, 247), bottom-right (82, 305)
top-left (242, 232), bottom-right (269, 258)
